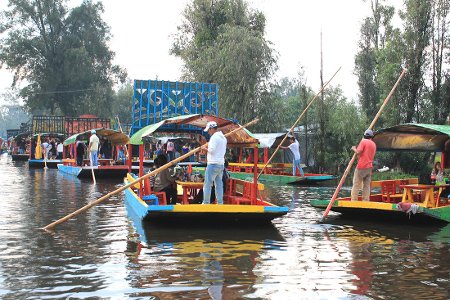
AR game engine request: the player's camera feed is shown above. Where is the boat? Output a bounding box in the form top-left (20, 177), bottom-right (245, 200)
top-left (123, 114), bottom-right (289, 226)
top-left (10, 132), bottom-right (30, 161)
top-left (57, 128), bottom-right (138, 178)
top-left (194, 132), bottom-right (335, 184)
top-left (28, 133), bottom-right (66, 168)
top-left (311, 123), bottom-right (450, 223)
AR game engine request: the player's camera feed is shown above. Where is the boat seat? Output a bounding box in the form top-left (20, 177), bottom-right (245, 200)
top-left (381, 180), bottom-right (403, 203)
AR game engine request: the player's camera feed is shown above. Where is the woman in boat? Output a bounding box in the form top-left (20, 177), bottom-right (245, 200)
top-left (153, 154), bottom-right (178, 205)
top-left (431, 161), bottom-right (445, 185)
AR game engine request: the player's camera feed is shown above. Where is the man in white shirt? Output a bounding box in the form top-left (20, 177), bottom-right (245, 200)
top-left (56, 142), bottom-right (64, 159)
top-left (41, 138), bottom-right (52, 159)
top-left (281, 136), bottom-right (304, 176)
top-left (202, 121), bottom-right (227, 204)
top-left (88, 130), bottom-right (100, 166)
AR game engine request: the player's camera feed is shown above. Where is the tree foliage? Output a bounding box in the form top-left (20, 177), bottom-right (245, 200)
top-left (171, 0), bottom-right (278, 129)
top-left (0, 0), bottom-right (126, 116)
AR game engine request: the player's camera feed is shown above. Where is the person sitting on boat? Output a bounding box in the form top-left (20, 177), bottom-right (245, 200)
top-left (88, 130), bottom-right (100, 166)
top-left (431, 161), bottom-right (445, 185)
top-left (350, 129), bottom-right (377, 201)
top-left (202, 121), bottom-right (227, 205)
top-left (280, 136), bottom-right (304, 177)
top-left (76, 135), bottom-right (86, 166)
top-left (153, 154), bottom-right (178, 205)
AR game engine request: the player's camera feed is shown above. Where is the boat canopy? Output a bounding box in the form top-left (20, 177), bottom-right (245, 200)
top-left (253, 132), bottom-right (293, 148)
top-left (373, 123), bottom-right (450, 151)
top-left (129, 114), bottom-right (258, 146)
top-left (63, 128), bottom-right (129, 146)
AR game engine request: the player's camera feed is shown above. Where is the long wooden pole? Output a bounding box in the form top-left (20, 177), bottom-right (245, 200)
top-left (320, 68), bottom-right (408, 222)
top-left (257, 67), bottom-right (341, 179)
top-left (41, 118), bottom-right (259, 231)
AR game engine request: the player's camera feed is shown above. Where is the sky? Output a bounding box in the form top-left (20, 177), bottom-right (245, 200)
top-left (0, 0), bottom-right (387, 104)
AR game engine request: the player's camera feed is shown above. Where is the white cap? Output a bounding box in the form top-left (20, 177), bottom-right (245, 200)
top-left (204, 121), bottom-right (218, 132)
top-left (364, 129), bottom-right (374, 137)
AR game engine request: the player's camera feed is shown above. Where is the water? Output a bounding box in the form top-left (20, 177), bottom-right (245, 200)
top-left (0, 153), bottom-right (449, 299)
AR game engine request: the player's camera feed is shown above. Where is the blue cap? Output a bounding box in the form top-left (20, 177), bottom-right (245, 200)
top-left (91, 130), bottom-right (96, 134)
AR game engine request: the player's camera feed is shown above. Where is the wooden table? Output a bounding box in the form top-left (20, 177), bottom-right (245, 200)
top-left (401, 184), bottom-right (450, 208)
top-left (176, 181), bottom-right (204, 204)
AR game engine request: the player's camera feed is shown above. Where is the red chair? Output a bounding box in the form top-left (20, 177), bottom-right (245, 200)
top-left (381, 180), bottom-right (402, 203)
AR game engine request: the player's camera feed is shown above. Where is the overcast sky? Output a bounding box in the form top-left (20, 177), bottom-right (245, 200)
top-left (1, 0), bottom-right (404, 105)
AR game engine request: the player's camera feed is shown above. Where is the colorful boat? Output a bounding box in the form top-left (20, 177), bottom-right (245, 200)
top-left (57, 128), bottom-right (137, 178)
top-left (311, 123), bottom-right (450, 223)
top-left (28, 133), bottom-right (66, 168)
top-left (124, 114), bottom-right (289, 226)
top-left (221, 132), bottom-right (336, 184)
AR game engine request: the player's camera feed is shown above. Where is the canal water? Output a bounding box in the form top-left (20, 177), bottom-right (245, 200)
top-left (0, 154), bottom-right (449, 299)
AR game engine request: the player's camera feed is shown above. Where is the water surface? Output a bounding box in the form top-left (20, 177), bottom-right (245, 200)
top-left (0, 153), bottom-right (448, 299)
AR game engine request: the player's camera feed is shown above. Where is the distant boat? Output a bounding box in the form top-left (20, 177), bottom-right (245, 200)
top-left (311, 123), bottom-right (450, 224)
top-left (57, 128), bottom-right (138, 178)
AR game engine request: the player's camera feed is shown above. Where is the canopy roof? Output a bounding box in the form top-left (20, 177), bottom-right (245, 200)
top-left (253, 132), bottom-right (293, 148)
top-left (373, 123), bottom-right (450, 151)
top-left (64, 128), bottom-right (129, 146)
top-left (129, 114), bottom-right (258, 146)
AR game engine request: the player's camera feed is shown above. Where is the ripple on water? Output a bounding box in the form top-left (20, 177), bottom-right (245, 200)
top-left (0, 157), bottom-right (449, 299)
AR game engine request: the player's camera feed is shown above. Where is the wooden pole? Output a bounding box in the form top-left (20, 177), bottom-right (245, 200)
top-left (257, 67), bottom-right (341, 179)
top-left (320, 68), bottom-right (408, 222)
top-left (41, 118), bottom-right (259, 231)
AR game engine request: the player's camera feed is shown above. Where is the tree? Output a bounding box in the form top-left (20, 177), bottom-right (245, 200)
top-left (0, 0), bottom-right (126, 116)
top-left (171, 0), bottom-right (278, 128)
top-left (355, 0), bottom-right (396, 122)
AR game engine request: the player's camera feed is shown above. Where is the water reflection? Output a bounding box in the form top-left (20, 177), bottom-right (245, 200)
top-left (124, 205), bottom-right (286, 299)
top-left (0, 155), bottom-right (449, 299)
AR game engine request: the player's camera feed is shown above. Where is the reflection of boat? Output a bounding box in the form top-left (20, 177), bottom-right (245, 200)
top-left (312, 124), bottom-right (450, 224)
top-left (124, 114), bottom-right (289, 226)
top-left (11, 154), bottom-right (30, 161)
top-left (57, 128), bottom-right (136, 179)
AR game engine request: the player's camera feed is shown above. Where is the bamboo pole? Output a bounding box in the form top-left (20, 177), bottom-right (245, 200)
top-left (257, 67), bottom-right (341, 179)
top-left (320, 68), bottom-right (408, 222)
top-left (41, 118), bottom-right (259, 231)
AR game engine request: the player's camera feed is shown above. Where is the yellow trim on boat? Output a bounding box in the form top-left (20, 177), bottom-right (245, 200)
top-left (171, 204), bottom-right (266, 213)
top-left (338, 201), bottom-right (394, 211)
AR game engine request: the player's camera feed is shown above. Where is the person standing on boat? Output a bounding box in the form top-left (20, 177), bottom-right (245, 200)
top-left (202, 121), bottom-right (227, 205)
top-left (351, 129), bottom-right (377, 201)
top-left (88, 130), bottom-right (100, 166)
top-left (41, 138), bottom-right (52, 159)
top-left (56, 141), bottom-right (64, 159)
top-left (281, 136), bottom-right (304, 176)
top-left (75, 135), bottom-right (86, 166)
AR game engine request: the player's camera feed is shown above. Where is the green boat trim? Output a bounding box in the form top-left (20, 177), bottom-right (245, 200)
top-left (192, 167), bottom-right (335, 184)
top-left (311, 198), bottom-right (450, 223)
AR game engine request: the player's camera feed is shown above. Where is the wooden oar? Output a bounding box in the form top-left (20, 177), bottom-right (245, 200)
top-left (257, 67), bottom-right (341, 179)
top-left (320, 68), bottom-right (408, 222)
top-left (41, 118), bottom-right (259, 231)
top-left (89, 151), bottom-right (96, 184)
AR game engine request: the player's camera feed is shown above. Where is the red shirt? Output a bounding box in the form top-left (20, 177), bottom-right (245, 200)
top-left (356, 138), bottom-right (376, 169)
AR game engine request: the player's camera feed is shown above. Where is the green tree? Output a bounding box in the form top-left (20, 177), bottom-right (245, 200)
top-left (171, 0), bottom-right (278, 128)
top-left (0, 0), bottom-right (126, 116)
top-left (355, 0), bottom-right (396, 122)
